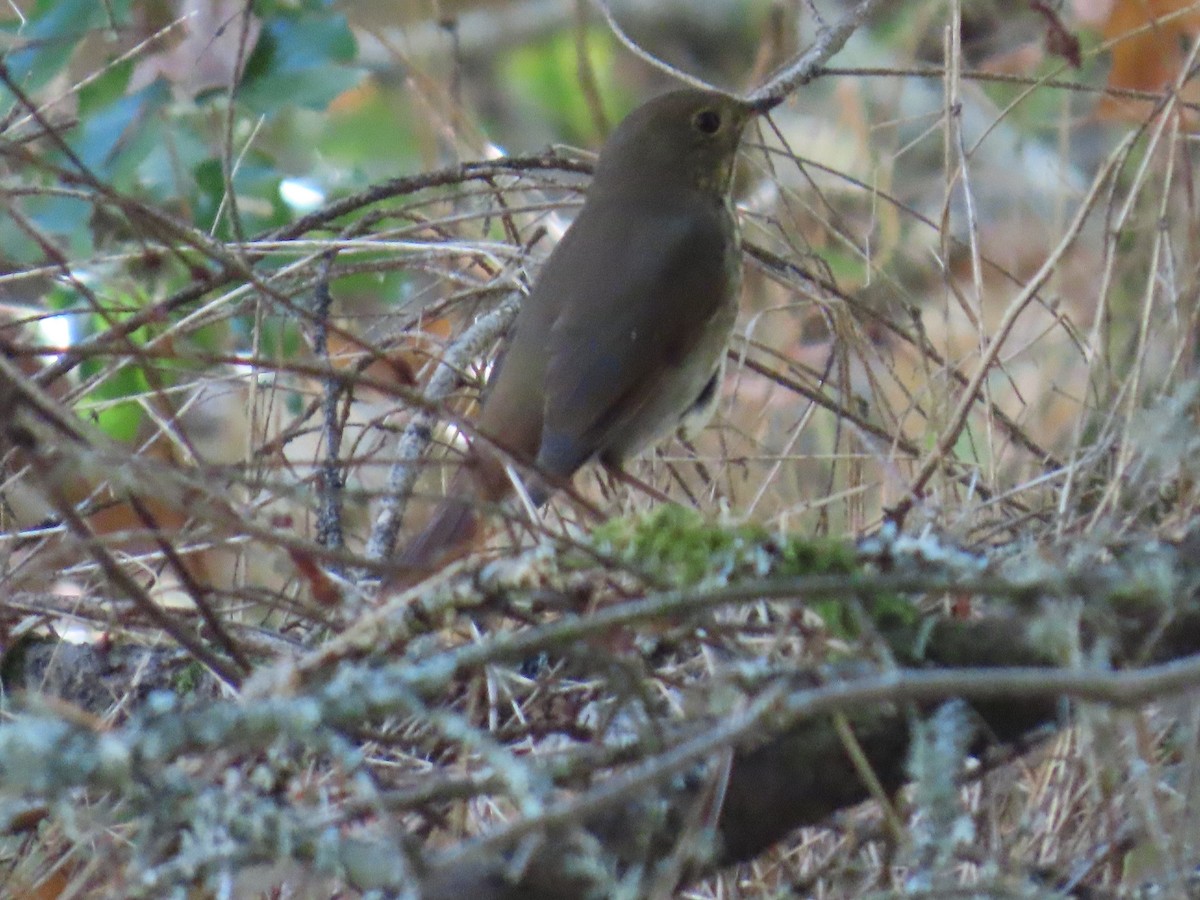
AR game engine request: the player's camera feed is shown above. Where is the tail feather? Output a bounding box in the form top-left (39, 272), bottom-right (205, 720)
top-left (394, 453), bottom-right (512, 582)
top-left (399, 488), bottom-right (481, 572)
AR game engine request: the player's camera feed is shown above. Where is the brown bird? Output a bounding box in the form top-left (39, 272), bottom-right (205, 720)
top-left (400, 87), bottom-right (780, 574)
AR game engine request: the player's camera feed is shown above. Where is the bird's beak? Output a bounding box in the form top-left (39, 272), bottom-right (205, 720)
top-left (749, 93), bottom-right (784, 114)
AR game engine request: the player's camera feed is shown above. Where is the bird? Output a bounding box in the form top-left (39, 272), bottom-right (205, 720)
top-left (398, 87), bottom-right (781, 575)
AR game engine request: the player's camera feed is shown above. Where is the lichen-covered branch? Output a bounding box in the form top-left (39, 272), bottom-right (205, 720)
top-left (3, 519), bottom-right (1199, 896)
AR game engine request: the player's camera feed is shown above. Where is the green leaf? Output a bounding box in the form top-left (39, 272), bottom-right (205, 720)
top-left (104, 100), bottom-right (166, 187)
top-left (333, 267), bottom-right (412, 310)
top-left (25, 193), bottom-right (94, 259)
top-left (78, 58), bottom-right (133, 113)
top-left (44, 284), bottom-right (81, 312)
top-left (501, 28), bottom-right (627, 144)
top-left (2, 0), bottom-right (108, 93)
top-left (73, 292), bottom-right (163, 442)
top-left (78, 364), bottom-right (150, 443)
top-left (249, 315), bottom-right (302, 361)
top-left (192, 155), bottom-right (289, 237)
top-left (813, 598), bottom-right (857, 639)
top-left (244, 66), bottom-right (363, 114)
top-left (238, 10), bottom-right (363, 114)
top-left (135, 119), bottom-right (209, 195)
top-left (0, 213), bottom-right (41, 264)
top-left (71, 77), bottom-right (170, 178)
top-left (320, 83), bottom-right (418, 176)
top-left (26, 193), bottom-right (91, 235)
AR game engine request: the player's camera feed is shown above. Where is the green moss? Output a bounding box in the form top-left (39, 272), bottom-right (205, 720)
top-left (588, 505), bottom-right (858, 588)
top-left (172, 661), bottom-right (207, 696)
top-left (584, 508), bottom-right (924, 641)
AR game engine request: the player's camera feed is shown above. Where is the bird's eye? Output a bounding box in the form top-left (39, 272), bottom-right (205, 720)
top-left (692, 109), bottom-right (722, 135)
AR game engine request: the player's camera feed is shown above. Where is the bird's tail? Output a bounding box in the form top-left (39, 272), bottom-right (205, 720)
top-left (393, 452), bottom-right (512, 581)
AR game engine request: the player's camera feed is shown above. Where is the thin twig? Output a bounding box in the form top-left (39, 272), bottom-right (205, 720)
top-left (889, 130), bottom-right (1136, 523)
top-left (313, 252), bottom-right (346, 557)
top-left (365, 291), bottom-right (524, 564)
top-left (749, 0), bottom-right (892, 103)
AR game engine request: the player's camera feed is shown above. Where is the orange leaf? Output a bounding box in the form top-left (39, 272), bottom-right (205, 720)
top-left (1098, 0), bottom-right (1200, 119)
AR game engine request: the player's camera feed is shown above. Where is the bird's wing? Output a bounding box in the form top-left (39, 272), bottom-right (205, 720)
top-left (535, 196), bottom-right (736, 478)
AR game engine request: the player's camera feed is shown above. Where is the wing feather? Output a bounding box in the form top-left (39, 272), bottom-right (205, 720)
top-left (535, 194), bottom-right (736, 477)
